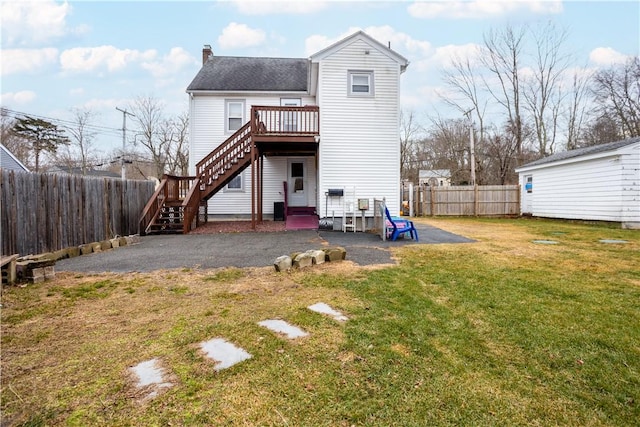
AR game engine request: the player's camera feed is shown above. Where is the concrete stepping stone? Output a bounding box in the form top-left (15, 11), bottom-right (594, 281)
top-left (258, 319), bottom-right (309, 339)
top-left (599, 239), bottom-right (628, 244)
top-left (308, 302), bottom-right (348, 322)
top-left (532, 240), bottom-right (559, 244)
top-left (200, 338), bottom-right (252, 371)
top-left (129, 358), bottom-right (173, 399)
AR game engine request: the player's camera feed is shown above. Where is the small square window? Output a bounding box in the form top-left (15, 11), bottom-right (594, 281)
top-left (226, 173), bottom-right (243, 191)
top-left (348, 71), bottom-right (374, 96)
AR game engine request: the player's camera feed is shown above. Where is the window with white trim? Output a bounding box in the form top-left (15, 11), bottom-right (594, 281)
top-left (225, 172), bottom-right (243, 192)
top-left (225, 99), bottom-right (245, 133)
top-left (348, 71), bottom-right (374, 96)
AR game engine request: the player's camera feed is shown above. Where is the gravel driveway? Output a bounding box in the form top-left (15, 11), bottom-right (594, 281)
top-left (56, 224), bottom-right (474, 273)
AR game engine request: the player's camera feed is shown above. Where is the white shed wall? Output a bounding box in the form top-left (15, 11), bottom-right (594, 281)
top-left (316, 38), bottom-right (402, 218)
top-left (518, 142), bottom-right (640, 227)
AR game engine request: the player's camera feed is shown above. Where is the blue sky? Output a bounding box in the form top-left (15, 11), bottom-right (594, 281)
top-left (1, 0), bottom-right (638, 155)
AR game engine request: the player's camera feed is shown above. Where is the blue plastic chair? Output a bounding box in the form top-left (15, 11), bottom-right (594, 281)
top-left (384, 207), bottom-right (418, 241)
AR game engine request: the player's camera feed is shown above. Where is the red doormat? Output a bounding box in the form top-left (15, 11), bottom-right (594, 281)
top-left (286, 215), bottom-right (319, 231)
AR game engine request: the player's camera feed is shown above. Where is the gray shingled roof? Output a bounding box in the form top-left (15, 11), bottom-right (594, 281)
top-left (519, 137), bottom-right (640, 168)
top-left (187, 56), bottom-right (309, 92)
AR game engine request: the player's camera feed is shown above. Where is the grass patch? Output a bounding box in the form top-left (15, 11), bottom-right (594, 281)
top-left (1, 218), bottom-right (638, 426)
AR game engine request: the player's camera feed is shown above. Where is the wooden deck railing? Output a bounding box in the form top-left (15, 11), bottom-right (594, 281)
top-left (139, 175), bottom-right (195, 235)
top-left (251, 105), bottom-right (319, 136)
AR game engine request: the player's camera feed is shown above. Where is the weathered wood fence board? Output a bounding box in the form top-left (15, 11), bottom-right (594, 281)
top-left (1, 170), bottom-right (155, 256)
top-left (409, 185), bottom-right (520, 217)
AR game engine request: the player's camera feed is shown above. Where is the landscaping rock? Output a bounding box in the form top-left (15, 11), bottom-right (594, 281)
top-left (274, 255), bottom-right (292, 272)
top-left (110, 238), bottom-right (120, 248)
top-left (100, 240), bottom-right (112, 251)
top-left (293, 252), bottom-right (313, 269)
top-left (127, 234), bottom-right (141, 245)
top-left (323, 247), bottom-right (346, 262)
top-left (306, 249), bottom-right (326, 265)
top-left (79, 244), bottom-right (93, 255)
top-left (118, 237), bottom-right (128, 247)
top-left (92, 242), bottom-right (102, 253)
top-left (67, 246), bottom-right (80, 258)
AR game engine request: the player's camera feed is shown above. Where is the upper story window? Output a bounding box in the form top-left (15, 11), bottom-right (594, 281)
top-left (225, 99), bottom-right (245, 133)
top-left (348, 71), bottom-right (374, 96)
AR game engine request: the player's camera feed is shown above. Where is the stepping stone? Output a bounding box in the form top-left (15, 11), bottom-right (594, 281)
top-left (258, 319), bottom-right (308, 339)
top-left (532, 240), bottom-right (559, 244)
top-left (129, 358), bottom-right (173, 399)
top-left (308, 302), bottom-right (348, 322)
top-left (599, 239), bottom-right (628, 244)
top-left (200, 338), bottom-right (252, 371)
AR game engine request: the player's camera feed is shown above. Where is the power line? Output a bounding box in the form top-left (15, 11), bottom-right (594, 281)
top-left (2, 107), bottom-right (123, 138)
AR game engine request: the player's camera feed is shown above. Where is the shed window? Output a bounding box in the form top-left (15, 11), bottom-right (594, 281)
top-left (348, 71), bottom-right (374, 96)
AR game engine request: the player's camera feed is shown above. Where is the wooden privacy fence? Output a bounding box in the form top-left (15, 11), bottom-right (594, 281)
top-left (407, 185), bottom-right (520, 217)
top-left (1, 170), bottom-right (155, 257)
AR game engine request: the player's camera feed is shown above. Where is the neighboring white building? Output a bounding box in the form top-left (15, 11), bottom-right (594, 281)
top-left (419, 169), bottom-right (451, 186)
top-left (515, 137), bottom-right (640, 229)
top-left (186, 31), bottom-right (409, 223)
top-left (0, 144), bottom-right (29, 172)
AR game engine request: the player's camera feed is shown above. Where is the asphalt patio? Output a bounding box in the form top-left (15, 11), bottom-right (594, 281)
top-left (56, 222), bottom-right (474, 273)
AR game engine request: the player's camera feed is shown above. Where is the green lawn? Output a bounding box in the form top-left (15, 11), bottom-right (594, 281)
top-left (2, 218), bottom-right (639, 426)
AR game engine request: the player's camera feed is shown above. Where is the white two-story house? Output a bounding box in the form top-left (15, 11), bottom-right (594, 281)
top-left (140, 31), bottom-right (409, 234)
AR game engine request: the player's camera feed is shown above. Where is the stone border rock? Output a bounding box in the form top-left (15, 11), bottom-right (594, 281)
top-left (274, 247), bottom-right (346, 272)
top-left (12, 235), bottom-right (141, 284)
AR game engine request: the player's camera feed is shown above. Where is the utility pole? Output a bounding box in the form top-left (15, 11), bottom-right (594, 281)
top-left (116, 107), bottom-right (135, 180)
top-left (464, 108), bottom-right (476, 186)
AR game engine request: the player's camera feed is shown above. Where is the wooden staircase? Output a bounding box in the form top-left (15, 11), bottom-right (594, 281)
top-left (139, 122), bottom-right (253, 235)
top-left (138, 105), bottom-right (320, 235)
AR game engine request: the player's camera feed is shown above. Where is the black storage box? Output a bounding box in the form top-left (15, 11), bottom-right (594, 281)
top-left (274, 202), bottom-right (285, 221)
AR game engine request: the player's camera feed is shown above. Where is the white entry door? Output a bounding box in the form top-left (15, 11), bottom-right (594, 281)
top-left (281, 98), bottom-right (301, 132)
top-left (288, 159), bottom-right (306, 207)
top-left (523, 175), bottom-right (533, 214)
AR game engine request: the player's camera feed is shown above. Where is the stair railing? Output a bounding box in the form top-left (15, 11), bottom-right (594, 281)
top-left (139, 175), bottom-right (169, 235)
top-left (196, 121), bottom-right (253, 199)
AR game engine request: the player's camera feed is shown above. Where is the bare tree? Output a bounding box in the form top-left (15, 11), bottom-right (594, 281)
top-left (129, 95), bottom-right (167, 179)
top-left (591, 56), bottom-right (640, 139)
top-left (63, 107), bottom-right (98, 174)
top-left (400, 109), bottom-right (423, 182)
top-left (424, 117), bottom-right (471, 185)
top-left (565, 68), bottom-right (592, 150)
top-left (480, 25), bottom-right (527, 164)
top-left (522, 22), bottom-right (570, 156)
top-left (162, 112), bottom-right (189, 176)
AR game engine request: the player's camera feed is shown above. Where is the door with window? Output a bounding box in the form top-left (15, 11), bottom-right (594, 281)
top-left (281, 98), bottom-right (301, 132)
top-left (288, 159), bottom-right (306, 207)
top-left (522, 175), bottom-right (533, 214)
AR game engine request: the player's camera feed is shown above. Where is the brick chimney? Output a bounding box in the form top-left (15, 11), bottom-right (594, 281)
top-left (202, 44), bottom-right (213, 64)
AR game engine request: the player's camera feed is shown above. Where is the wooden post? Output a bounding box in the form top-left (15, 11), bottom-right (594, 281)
top-left (474, 184), bottom-right (479, 216)
top-left (251, 143), bottom-right (256, 230)
top-left (430, 185), bottom-right (436, 216)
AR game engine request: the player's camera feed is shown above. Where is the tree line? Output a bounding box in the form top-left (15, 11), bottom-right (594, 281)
top-left (402, 23), bottom-right (640, 185)
top-left (1, 96), bottom-right (188, 179)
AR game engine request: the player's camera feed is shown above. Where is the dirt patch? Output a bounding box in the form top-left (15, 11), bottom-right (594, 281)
top-left (189, 220), bottom-right (285, 234)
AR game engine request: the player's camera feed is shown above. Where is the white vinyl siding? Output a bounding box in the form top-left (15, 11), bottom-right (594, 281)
top-left (517, 142), bottom-right (640, 227)
top-left (316, 38), bottom-right (402, 217)
top-left (189, 94), bottom-right (316, 215)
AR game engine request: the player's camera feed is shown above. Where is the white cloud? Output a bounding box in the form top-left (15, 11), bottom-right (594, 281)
top-left (59, 46), bottom-right (156, 74)
top-left (141, 47), bottom-right (198, 79)
top-left (0, 0), bottom-right (84, 47)
top-left (408, 0), bottom-right (563, 19)
top-left (1, 90), bottom-right (37, 106)
top-left (1, 48), bottom-right (59, 75)
top-left (70, 88), bottom-right (85, 96)
top-left (231, 0), bottom-right (327, 15)
top-left (589, 47), bottom-right (629, 66)
top-left (218, 23), bottom-right (266, 49)
top-left (429, 43), bottom-right (481, 70)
